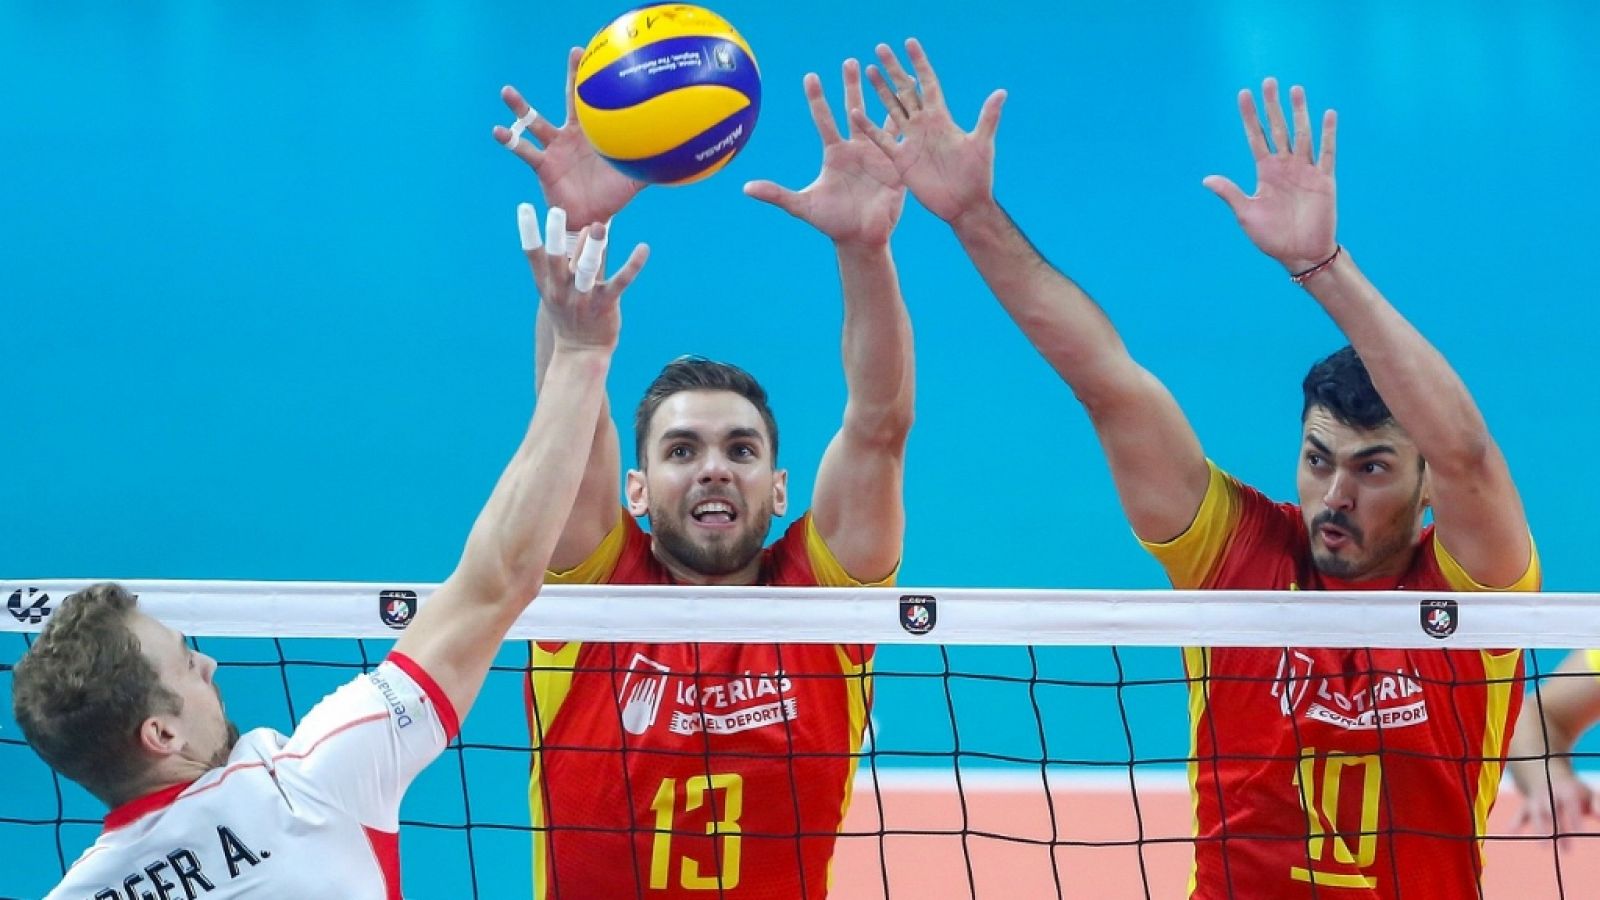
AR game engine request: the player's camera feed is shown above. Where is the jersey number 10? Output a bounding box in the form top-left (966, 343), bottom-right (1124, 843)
top-left (1290, 747), bottom-right (1383, 890)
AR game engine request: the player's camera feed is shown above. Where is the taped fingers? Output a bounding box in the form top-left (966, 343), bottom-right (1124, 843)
top-left (506, 107), bottom-right (540, 150)
top-left (573, 225), bottom-right (608, 292)
top-left (517, 202), bottom-right (542, 252)
top-left (545, 207), bottom-right (569, 258)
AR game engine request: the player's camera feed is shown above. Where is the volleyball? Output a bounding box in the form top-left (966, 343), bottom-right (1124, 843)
top-left (574, 4), bottom-right (760, 185)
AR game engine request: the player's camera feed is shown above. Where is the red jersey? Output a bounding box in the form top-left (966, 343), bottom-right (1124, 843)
top-left (1143, 463), bottom-right (1539, 900)
top-left (525, 513), bottom-right (883, 899)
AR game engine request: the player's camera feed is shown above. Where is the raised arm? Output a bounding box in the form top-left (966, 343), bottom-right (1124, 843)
top-left (1204, 79), bottom-right (1531, 586)
top-left (853, 40), bottom-right (1208, 543)
top-left (393, 214), bottom-right (649, 721)
top-left (744, 61), bottom-right (912, 580)
top-left (1508, 651), bottom-right (1600, 839)
top-left (493, 48), bottom-right (649, 567)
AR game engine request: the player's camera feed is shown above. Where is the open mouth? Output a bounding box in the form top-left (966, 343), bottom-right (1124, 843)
top-left (1318, 524), bottom-right (1352, 549)
top-left (691, 500), bottom-right (738, 526)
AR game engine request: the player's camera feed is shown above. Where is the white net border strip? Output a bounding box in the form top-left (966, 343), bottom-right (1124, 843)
top-left (2, 579), bottom-right (1594, 648)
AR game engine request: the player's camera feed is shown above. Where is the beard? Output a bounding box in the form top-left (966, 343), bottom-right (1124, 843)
top-left (650, 497), bottom-right (774, 578)
top-left (1308, 485), bottom-right (1424, 580)
top-left (209, 720), bottom-right (241, 768)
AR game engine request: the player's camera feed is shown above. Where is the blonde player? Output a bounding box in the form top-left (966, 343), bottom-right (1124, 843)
top-left (11, 211), bottom-right (644, 899)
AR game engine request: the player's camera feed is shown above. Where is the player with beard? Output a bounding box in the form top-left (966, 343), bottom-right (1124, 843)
top-left (850, 41), bottom-right (1539, 899)
top-left (494, 53), bottom-right (912, 899)
top-left (10, 213), bottom-right (644, 899)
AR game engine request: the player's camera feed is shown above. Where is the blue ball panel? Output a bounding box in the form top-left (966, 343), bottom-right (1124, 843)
top-left (577, 35), bottom-right (759, 112)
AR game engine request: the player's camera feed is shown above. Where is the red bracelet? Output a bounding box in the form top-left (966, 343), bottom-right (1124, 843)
top-left (1290, 245), bottom-right (1342, 285)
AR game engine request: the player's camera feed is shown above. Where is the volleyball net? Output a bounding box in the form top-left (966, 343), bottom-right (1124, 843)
top-left (3, 580), bottom-right (1598, 899)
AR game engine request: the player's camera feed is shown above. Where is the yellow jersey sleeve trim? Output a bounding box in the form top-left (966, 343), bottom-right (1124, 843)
top-left (1471, 646), bottom-right (1522, 856)
top-left (1432, 532), bottom-right (1541, 592)
top-left (825, 646), bottom-right (874, 892)
top-left (1585, 649), bottom-right (1600, 677)
top-left (1139, 461), bottom-right (1241, 590)
top-left (528, 641), bottom-right (583, 898)
top-left (804, 513), bottom-right (899, 587)
top-left (546, 510), bottom-right (628, 584)
top-left (1182, 645), bottom-right (1211, 899)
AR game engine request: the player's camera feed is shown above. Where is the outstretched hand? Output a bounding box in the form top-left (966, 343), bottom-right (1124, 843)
top-left (1202, 78), bottom-right (1338, 274)
top-left (494, 48), bottom-right (645, 229)
top-left (743, 61), bottom-right (906, 246)
top-left (847, 38), bottom-right (1005, 226)
top-left (1511, 770), bottom-right (1597, 849)
top-left (518, 203), bottom-right (648, 354)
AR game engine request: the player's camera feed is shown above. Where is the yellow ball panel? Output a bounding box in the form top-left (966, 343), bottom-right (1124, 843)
top-left (576, 84), bottom-right (751, 160)
top-left (578, 5), bottom-right (755, 81)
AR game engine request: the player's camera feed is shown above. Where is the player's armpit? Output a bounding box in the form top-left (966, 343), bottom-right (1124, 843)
top-left (805, 511), bottom-right (899, 588)
top-left (546, 510), bottom-right (630, 584)
top-left (1432, 527), bottom-right (1539, 593)
top-left (1139, 462), bottom-right (1242, 590)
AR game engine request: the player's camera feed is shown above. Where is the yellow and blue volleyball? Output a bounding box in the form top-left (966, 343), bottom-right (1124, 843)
top-left (575, 4), bottom-right (759, 186)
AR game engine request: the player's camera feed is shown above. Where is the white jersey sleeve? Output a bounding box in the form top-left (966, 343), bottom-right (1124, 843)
top-left (275, 652), bottom-right (460, 829)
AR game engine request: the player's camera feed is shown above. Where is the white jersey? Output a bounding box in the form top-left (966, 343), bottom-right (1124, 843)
top-left (46, 653), bottom-right (457, 900)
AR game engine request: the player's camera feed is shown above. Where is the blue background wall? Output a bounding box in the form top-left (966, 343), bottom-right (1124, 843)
top-left (2, 2), bottom-right (1596, 897)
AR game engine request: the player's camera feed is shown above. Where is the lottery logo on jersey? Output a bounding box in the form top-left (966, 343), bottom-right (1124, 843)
top-left (618, 653), bottom-right (672, 735)
top-left (1270, 650), bottom-right (1315, 717)
top-left (1271, 649), bottom-right (1431, 732)
top-left (615, 652), bottom-right (801, 738)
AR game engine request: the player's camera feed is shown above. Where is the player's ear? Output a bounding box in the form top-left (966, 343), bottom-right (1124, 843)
top-left (138, 714), bottom-right (179, 757)
top-left (625, 468), bottom-right (650, 517)
top-left (771, 467), bottom-right (789, 518)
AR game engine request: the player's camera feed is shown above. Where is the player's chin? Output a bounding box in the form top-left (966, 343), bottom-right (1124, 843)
top-left (1310, 547), bottom-right (1361, 579)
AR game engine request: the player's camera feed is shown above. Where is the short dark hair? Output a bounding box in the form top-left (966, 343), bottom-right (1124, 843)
top-left (12, 583), bottom-right (181, 806)
top-left (1301, 345), bottom-right (1395, 430)
top-left (633, 356), bottom-right (779, 465)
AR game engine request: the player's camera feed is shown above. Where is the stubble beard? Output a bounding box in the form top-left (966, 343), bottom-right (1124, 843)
top-left (210, 721), bottom-right (241, 768)
top-left (1308, 482), bottom-right (1425, 581)
top-left (651, 503), bottom-right (774, 578)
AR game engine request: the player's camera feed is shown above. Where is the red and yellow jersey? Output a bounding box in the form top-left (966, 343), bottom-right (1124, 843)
top-left (1143, 463), bottom-right (1540, 900)
top-left (525, 512), bottom-right (886, 900)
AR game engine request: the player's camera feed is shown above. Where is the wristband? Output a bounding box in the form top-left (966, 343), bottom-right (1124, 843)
top-left (1291, 246), bottom-right (1342, 285)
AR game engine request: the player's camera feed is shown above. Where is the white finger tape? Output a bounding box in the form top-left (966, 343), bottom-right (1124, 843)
top-left (516, 203), bottom-right (542, 252)
top-left (544, 208), bottom-right (568, 258)
top-left (506, 107), bottom-right (540, 150)
top-left (573, 231), bottom-right (607, 292)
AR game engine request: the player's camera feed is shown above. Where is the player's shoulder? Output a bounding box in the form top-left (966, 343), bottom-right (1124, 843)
top-left (234, 725), bottom-right (291, 758)
top-left (48, 839), bottom-right (116, 898)
top-left (758, 514), bottom-right (818, 580)
top-left (769, 514), bottom-right (811, 551)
